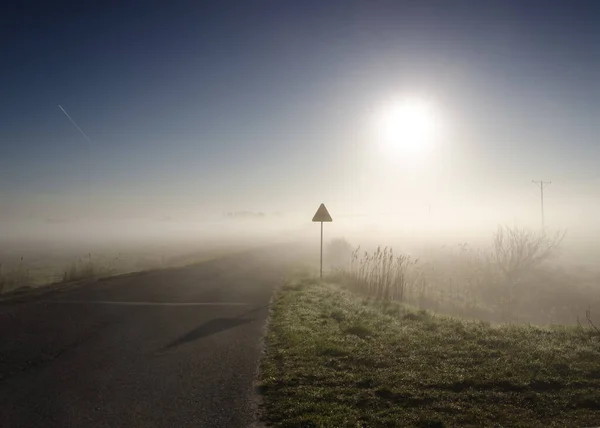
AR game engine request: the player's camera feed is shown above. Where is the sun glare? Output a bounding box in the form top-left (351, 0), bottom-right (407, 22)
top-left (376, 99), bottom-right (439, 155)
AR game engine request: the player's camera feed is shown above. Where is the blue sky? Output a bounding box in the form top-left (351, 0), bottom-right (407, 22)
top-left (1, 1), bottom-right (599, 227)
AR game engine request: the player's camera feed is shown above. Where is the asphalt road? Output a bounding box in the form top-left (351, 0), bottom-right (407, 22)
top-left (0, 245), bottom-right (302, 427)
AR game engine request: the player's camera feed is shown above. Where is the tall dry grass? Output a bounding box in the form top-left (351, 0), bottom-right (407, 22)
top-left (0, 257), bottom-right (31, 293)
top-left (62, 253), bottom-right (118, 283)
top-left (341, 246), bottom-right (423, 301)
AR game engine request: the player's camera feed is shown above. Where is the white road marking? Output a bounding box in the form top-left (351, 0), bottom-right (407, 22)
top-left (45, 300), bottom-right (251, 306)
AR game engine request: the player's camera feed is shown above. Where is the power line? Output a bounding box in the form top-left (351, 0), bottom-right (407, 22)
top-left (532, 180), bottom-right (551, 229)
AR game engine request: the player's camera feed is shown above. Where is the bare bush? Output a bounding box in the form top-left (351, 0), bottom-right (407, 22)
top-left (577, 308), bottom-right (600, 336)
top-left (489, 225), bottom-right (565, 284)
top-left (486, 226), bottom-right (565, 317)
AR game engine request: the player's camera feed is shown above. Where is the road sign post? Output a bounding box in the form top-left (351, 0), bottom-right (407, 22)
top-left (312, 203), bottom-right (332, 279)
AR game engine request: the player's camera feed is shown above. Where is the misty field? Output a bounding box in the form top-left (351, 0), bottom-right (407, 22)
top-left (0, 238), bottom-right (247, 295)
top-left (0, 217), bottom-right (300, 295)
top-left (258, 277), bottom-right (600, 427)
top-left (326, 226), bottom-right (600, 326)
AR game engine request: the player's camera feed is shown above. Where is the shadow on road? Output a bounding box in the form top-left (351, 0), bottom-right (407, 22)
top-left (165, 318), bottom-right (254, 349)
top-left (164, 305), bottom-right (268, 349)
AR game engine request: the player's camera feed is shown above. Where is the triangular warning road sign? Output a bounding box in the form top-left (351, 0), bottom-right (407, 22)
top-left (312, 203), bottom-right (332, 222)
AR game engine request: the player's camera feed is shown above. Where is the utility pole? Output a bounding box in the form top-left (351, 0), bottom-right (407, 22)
top-left (532, 180), bottom-right (551, 229)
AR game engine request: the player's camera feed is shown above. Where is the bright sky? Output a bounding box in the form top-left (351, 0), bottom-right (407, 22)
top-left (1, 1), bottom-right (599, 232)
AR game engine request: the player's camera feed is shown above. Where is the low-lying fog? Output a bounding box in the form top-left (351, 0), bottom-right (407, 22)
top-left (1, 207), bottom-right (598, 248)
top-left (1, 209), bottom-right (599, 273)
top-left (2, 207), bottom-right (600, 326)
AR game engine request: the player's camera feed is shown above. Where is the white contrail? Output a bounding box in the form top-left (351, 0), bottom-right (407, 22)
top-left (58, 104), bottom-right (92, 144)
top-left (58, 104), bottom-right (93, 221)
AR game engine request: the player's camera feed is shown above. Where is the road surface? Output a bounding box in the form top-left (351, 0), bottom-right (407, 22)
top-left (0, 245), bottom-right (301, 427)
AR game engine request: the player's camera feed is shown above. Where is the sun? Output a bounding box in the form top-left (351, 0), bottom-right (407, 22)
top-left (375, 98), bottom-right (439, 155)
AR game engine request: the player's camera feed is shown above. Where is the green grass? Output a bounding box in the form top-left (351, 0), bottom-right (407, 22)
top-left (258, 277), bottom-right (600, 428)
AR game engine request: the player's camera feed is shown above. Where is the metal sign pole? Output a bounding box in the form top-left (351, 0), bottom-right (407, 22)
top-left (320, 221), bottom-right (323, 279)
top-left (311, 203), bottom-right (332, 281)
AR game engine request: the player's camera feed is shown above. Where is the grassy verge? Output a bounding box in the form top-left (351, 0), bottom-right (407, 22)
top-left (0, 245), bottom-right (246, 296)
top-left (258, 277), bottom-right (600, 427)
